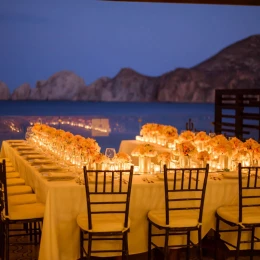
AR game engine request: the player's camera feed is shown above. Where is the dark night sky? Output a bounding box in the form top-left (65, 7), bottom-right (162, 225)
top-left (0, 0), bottom-right (260, 92)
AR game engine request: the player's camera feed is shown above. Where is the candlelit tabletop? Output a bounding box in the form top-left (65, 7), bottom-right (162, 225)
top-left (1, 140), bottom-right (259, 260)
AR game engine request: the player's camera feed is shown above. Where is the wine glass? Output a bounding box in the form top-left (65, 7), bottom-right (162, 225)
top-left (105, 148), bottom-right (116, 160)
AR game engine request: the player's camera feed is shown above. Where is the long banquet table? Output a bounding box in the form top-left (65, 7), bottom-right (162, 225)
top-left (1, 140), bottom-right (259, 260)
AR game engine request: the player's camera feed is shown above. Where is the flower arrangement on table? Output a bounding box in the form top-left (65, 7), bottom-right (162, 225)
top-left (212, 142), bottom-right (232, 156)
top-left (229, 137), bottom-right (243, 150)
top-left (157, 152), bottom-right (173, 163)
top-left (131, 143), bottom-right (157, 157)
top-left (178, 141), bottom-right (197, 156)
top-left (179, 130), bottom-right (195, 142)
top-left (140, 123), bottom-right (162, 137)
top-left (114, 152), bottom-right (132, 163)
top-left (194, 131), bottom-right (211, 143)
top-left (197, 151), bottom-right (211, 161)
top-left (241, 138), bottom-right (260, 165)
top-left (207, 134), bottom-right (228, 148)
top-left (91, 152), bottom-right (110, 164)
top-left (29, 123), bottom-right (101, 166)
top-left (158, 125), bottom-right (178, 143)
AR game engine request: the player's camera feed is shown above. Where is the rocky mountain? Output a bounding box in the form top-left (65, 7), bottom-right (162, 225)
top-left (158, 34), bottom-right (260, 102)
top-left (0, 81), bottom-right (10, 100)
top-left (2, 34), bottom-right (260, 102)
top-left (11, 83), bottom-right (31, 100)
top-left (29, 71), bottom-right (86, 100)
top-left (78, 68), bottom-right (160, 102)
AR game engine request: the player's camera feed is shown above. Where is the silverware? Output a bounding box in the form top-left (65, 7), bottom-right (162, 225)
top-left (142, 177), bottom-right (154, 183)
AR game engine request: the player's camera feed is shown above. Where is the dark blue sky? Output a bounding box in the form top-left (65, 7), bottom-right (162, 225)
top-left (0, 0), bottom-right (260, 92)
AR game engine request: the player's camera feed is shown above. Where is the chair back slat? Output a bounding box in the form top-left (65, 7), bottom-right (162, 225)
top-left (238, 163), bottom-right (260, 223)
top-left (163, 164), bottom-right (209, 225)
top-left (83, 166), bottom-right (134, 230)
top-left (0, 160), bottom-right (9, 217)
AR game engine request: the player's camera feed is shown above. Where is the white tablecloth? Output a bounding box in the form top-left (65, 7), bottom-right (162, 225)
top-left (1, 140), bottom-right (259, 260)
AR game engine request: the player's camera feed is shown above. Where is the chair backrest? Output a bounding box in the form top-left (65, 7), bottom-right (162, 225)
top-left (163, 164), bottom-right (209, 225)
top-left (0, 160), bottom-right (8, 217)
top-left (83, 165), bottom-right (134, 230)
top-left (238, 163), bottom-right (260, 223)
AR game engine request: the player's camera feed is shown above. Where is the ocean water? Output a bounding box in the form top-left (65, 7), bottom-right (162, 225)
top-left (0, 101), bottom-right (215, 152)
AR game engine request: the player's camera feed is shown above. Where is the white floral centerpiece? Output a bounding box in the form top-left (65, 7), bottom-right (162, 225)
top-left (178, 141), bottom-right (197, 168)
top-left (179, 130), bottom-right (195, 143)
top-left (194, 131), bottom-right (211, 152)
top-left (157, 125), bottom-right (178, 146)
top-left (242, 138), bottom-right (259, 165)
top-left (197, 151), bottom-right (211, 168)
top-left (131, 144), bottom-right (157, 174)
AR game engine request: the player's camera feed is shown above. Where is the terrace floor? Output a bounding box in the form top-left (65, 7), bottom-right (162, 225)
top-left (4, 228), bottom-right (260, 260)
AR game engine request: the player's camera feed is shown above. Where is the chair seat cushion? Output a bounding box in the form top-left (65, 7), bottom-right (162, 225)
top-left (77, 212), bottom-right (130, 233)
top-left (7, 178), bottom-right (25, 186)
top-left (6, 172), bottom-right (20, 179)
top-left (8, 194), bottom-right (37, 206)
top-left (6, 166), bottom-right (15, 173)
top-left (217, 206), bottom-right (260, 225)
top-left (0, 157), bottom-right (11, 162)
top-left (7, 185), bottom-right (33, 196)
top-left (5, 203), bottom-right (45, 220)
top-left (148, 209), bottom-right (200, 228)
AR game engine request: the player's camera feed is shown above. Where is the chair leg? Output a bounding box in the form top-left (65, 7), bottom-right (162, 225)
top-left (235, 226), bottom-right (242, 260)
top-left (0, 221), bottom-right (4, 260)
top-left (34, 222), bottom-right (37, 245)
top-left (250, 227), bottom-right (255, 260)
top-left (123, 232), bottom-right (129, 260)
top-left (148, 221), bottom-right (152, 260)
top-left (80, 230), bottom-right (84, 260)
top-left (5, 223), bottom-right (9, 260)
top-left (164, 229), bottom-right (169, 260)
top-left (29, 222), bottom-right (33, 242)
top-left (186, 231), bottom-right (190, 260)
top-left (197, 226), bottom-right (202, 260)
top-left (215, 216), bottom-right (220, 260)
top-left (87, 233), bottom-right (92, 260)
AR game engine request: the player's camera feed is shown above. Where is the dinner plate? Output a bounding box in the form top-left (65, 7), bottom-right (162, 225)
top-left (157, 173), bottom-right (182, 181)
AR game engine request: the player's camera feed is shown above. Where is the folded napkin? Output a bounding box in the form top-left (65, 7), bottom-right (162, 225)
top-left (16, 146), bottom-right (34, 151)
top-left (31, 159), bottom-right (53, 165)
top-left (44, 172), bottom-right (74, 181)
top-left (11, 143), bottom-right (27, 147)
top-left (20, 150), bottom-right (39, 155)
top-left (7, 140), bottom-right (25, 143)
top-left (39, 165), bottom-right (62, 172)
top-left (26, 155), bottom-right (46, 159)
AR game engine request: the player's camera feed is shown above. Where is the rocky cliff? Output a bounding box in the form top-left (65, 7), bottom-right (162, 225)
top-left (0, 81), bottom-right (10, 100)
top-left (2, 34), bottom-right (260, 102)
top-left (158, 34), bottom-right (260, 102)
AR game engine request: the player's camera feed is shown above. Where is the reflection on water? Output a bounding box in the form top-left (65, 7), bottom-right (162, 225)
top-left (0, 114), bottom-right (215, 152)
